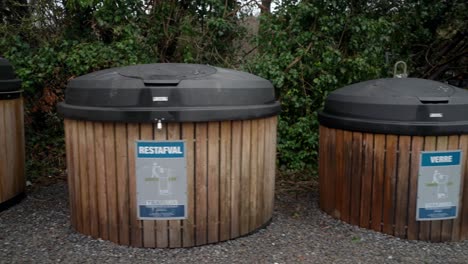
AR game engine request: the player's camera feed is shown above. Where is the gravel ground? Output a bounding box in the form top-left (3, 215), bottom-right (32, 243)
top-left (1, 183), bottom-right (468, 264)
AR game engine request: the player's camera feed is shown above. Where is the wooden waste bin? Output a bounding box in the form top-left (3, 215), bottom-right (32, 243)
top-left (58, 63), bottom-right (280, 248)
top-left (0, 58), bottom-right (26, 211)
top-left (0, 58), bottom-right (25, 212)
top-left (318, 78), bottom-right (468, 242)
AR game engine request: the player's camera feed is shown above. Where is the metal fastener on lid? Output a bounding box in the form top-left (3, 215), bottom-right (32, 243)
top-left (393, 61), bottom-right (408, 78)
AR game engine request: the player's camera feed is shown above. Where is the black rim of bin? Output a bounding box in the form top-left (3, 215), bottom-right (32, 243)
top-left (58, 63), bottom-right (281, 122)
top-left (318, 78), bottom-right (468, 136)
top-left (0, 57), bottom-right (22, 100)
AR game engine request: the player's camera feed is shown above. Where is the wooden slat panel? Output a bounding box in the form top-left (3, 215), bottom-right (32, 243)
top-left (207, 122), bottom-right (220, 243)
top-left (71, 120), bottom-right (83, 233)
top-left (240, 120), bottom-right (251, 236)
top-left (350, 132), bottom-right (362, 225)
top-left (64, 119), bottom-right (76, 228)
top-left (249, 120), bottom-right (258, 230)
top-left (383, 135), bottom-right (397, 235)
top-left (407, 136), bottom-right (424, 240)
top-left (195, 122), bottom-right (208, 246)
top-left (85, 122), bottom-right (99, 238)
top-left (231, 121), bottom-right (242, 238)
top-left (0, 101), bottom-right (6, 202)
top-left (394, 136), bottom-right (411, 238)
top-left (371, 134), bottom-right (385, 232)
top-left (419, 136), bottom-right (436, 241)
top-left (182, 123), bottom-right (195, 247)
top-left (115, 123), bottom-right (130, 245)
top-left (219, 121), bottom-right (232, 240)
top-left (255, 119), bottom-right (265, 228)
top-left (334, 129), bottom-right (345, 220)
top-left (342, 131), bottom-right (353, 222)
top-left (140, 123), bottom-right (155, 248)
top-left (441, 135), bottom-right (459, 241)
top-left (458, 135), bottom-right (468, 240)
top-left (78, 121), bottom-right (91, 235)
top-left (154, 124), bottom-right (169, 248)
top-left (0, 99), bottom-right (24, 204)
top-left (104, 122), bottom-right (119, 244)
top-left (127, 123), bottom-right (142, 247)
top-left (167, 123), bottom-right (182, 248)
top-left (359, 133), bottom-right (374, 228)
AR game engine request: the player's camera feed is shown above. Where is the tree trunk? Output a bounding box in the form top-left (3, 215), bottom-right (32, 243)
top-left (261, 0), bottom-right (271, 15)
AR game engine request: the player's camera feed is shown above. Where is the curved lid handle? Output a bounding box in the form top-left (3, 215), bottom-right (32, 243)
top-left (393, 61), bottom-right (408, 78)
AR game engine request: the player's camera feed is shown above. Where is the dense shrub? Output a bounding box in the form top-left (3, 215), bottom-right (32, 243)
top-left (0, 0), bottom-right (465, 179)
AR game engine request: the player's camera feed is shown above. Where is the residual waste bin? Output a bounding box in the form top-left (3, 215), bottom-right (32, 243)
top-left (58, 63), bottom-right (281, 248)
top-left (0, 58), bottom-right (25, 212)
top-left (318, 78), bottom-right (468, 242)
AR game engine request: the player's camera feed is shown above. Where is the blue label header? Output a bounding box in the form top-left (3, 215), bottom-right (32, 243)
top-left (137, 141), bottom-right (185, 158)
top-left (421, 151), bottom-right (461, 167)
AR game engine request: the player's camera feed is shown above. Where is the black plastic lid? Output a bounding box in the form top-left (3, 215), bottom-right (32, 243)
top-left (58, 63), bottom-right (280, 122)
top-left (0, 57), bottom-right (22, 99)
top-left (319, 78), bottom-right (468, 136)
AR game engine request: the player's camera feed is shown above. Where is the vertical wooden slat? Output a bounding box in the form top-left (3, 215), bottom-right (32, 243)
top-left (140, 123), bottom-right (155, 248)
top-left (359, 133), bottom-right (374, 228)
top-left (115, 123), bottom-right (130, 245)
top-left (127, 123), bottom-right (142, 247)
top-left (350, 132), bottom-right (362, 225)
top-left (450, 135), bottom-right (462, 241)
top-left (419, 136), bottom-right (436, 241)
top-left (182, 123), bottom-right (195, 247)
top-left (266, 117), bottom-right (278, 220)
top-left (85, 122), bottom-right (99, 238)
top-left (255, 119), bottom-right (265, 228)
top-left (407, 136), bottom-right (424, 240)
top-left (342, 131), bottom-right (353, 222)
top-left (249, 120), bottom-right (258, 230)
top-left (154, 124), bottom-right (169, 248)
top-left (3, 101), bottom-right (15, 201)
top-left (71, 120), bottom-right (83, 233)
top-left (395, 136), bottom-right (411, 238)
top-left (207, 122), bottom-right (220, 243)
top-left (104, 122), bottom-right (119, 244)
top-left (167, 123), bottom-right (182, 248)
top-left (318, 126), bottom-right (327, 212)
top-left (325, 128), bottom-right (337, 216)
top-left (78, 121), bottom-right (91, 235)
top-left (64, 119), bottom-right (76, 228)
top-left (14, 98), bottom-right (25, 196)
top-left (195, 122), bottom-right (208, 246)
top-left (94, 122), bottom-right (108, 240)
top-left (231, 121), bottom-right (242, 238)
top-left (220, 121), bottom-right (232, 241)
top-left (441, 135), bottom-right (459, 241)
top-left (459, 135), bottom-right (468, 240)
top-left (371, 134), bottom-right (385, 232)
top-left (334, 129), bottom-right (345, 220)
top-left (383, 135), bottom-right (397, 235)
top-left (240, 120), bottom-right (251, 236)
